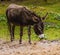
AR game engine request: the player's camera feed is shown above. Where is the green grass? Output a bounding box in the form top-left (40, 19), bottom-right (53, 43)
top-left (0, 1), bottom-right (60, 41)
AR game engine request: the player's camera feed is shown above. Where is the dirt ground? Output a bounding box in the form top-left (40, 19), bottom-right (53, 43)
top-left (0, 39), bottom-right (60, 55)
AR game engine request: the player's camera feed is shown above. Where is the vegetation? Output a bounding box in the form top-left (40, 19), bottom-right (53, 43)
top-left (0, 0), bottom-right (60, 41)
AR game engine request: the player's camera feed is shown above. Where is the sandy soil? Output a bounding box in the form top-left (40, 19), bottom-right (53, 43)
top-left (0, 39), bottom-right (60, 55)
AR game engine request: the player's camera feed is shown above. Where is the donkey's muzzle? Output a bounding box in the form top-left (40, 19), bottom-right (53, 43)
top-left (39, 34), bottom-right (45, 39)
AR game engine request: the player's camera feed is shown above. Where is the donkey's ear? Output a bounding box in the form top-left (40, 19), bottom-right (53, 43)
top-left (42, 13), bottom-right (48, 20)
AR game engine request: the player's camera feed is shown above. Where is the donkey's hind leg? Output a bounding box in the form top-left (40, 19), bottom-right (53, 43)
top-left (11, 24), bottom-right (15, 41)
top-left (8, 23), bottom-right (15, 42)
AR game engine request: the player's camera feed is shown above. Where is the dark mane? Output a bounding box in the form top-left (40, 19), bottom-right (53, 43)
top-left (23, 7), bottom-right (41, 21)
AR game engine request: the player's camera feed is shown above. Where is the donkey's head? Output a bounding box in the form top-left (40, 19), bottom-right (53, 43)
top-left (33, 13), bottom-right (48, 38)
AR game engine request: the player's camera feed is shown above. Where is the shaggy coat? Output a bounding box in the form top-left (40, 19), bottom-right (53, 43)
top-left (6, 4), bottom-right (48, 44)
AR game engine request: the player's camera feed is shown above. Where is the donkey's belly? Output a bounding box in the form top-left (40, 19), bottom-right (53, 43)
top-left (10, 21), bottom-right (34, 26)
top-left (9, 18), bottom-right (35, 26)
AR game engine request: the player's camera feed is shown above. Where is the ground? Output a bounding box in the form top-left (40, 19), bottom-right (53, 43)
top-left (0, 39), bottom-right (60, 55)
top-left (0, 1), bottom-right (60, 55)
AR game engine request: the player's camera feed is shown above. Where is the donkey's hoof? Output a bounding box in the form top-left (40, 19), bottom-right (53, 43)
top-left (19, 41), bottom-right (22, 44)
top-left (11, 40), bottom-right (14, 42)
top-left (19, 42), bottom-right (22, 44)
top-left (29, 42), bottom-right (32, 44)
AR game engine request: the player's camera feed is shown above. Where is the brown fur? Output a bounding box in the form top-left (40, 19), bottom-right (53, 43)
top-left (6, 4), bottom-right (48, 44)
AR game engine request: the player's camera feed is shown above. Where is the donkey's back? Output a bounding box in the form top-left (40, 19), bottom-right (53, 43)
top-left (7, 4), bottom-right (25, 9)
top-left (6, 4), bottom-right (38, 25)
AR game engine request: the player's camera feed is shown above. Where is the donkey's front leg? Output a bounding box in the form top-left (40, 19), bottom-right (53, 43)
top-left (19, 26), bottom-right (23, 44)
top-left (28, 25), bottom-right (31, 44)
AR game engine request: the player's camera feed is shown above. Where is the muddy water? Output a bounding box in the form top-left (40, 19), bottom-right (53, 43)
top-left (0, 39), bottom-right (60, 55)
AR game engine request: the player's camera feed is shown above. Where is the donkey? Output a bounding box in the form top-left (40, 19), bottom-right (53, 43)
top-left (6, 4), bottom-right (48, 44)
